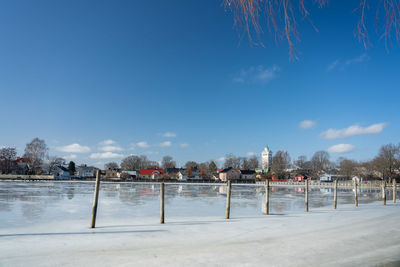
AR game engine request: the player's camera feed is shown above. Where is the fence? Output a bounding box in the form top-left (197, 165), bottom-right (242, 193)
top-left (89, 178), bottom-right (398, 228)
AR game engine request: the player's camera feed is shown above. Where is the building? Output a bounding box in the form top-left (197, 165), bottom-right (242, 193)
top-left (105, 168), bottom-right (121, 179)
top-left (50, 166), bottom-right (70, 179)
top-left (165, 168), bottom-right (187, 180)
top-left (219, 167), bottom-right (241, 181)
top-left (76, 165), bottom-right (97, 178)
top-left (121, 171), bottom-right (137, 179)
top-left (140, 169), bottom-right (164, 179)
top-left (13, 157), bottom-right (28, 174)
top-left (240, 169), bottom-right (256, 180)
top-left (261, 145), bottom-right (272, 170)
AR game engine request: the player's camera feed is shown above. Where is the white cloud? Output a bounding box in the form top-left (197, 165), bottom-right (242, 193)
top-left (328, 144), bottom-right (356, 154)
top-left (233, 65), bottom-right (280, 84)
top-left (99, 145), bottom-right (124, 152)
top-left (90, 152), bottom-right (124, 159)
top-left (327, 60), bottom-right (340, 71)
top-left (159, 141), bottom-right (172, 147)
top-left (145, 151), bottom-right (159, 155)
top-left (136, 141), bottom-right (150, 148)
top-left (162, 132), bottom-right (176, 138)
top-left (321, 123), bottom-right (387, 139)
top-left (247, 152), bottom-right (256, 156)
top-left (346, 53), bottom-right (370, 65)
top-left (299, 120), bottom-right (316, 129)
top-left (99, 139), bottom-right (116, 146)
top-left (218, 157), bottom-right (226, 162)
top-left (64, 154), bottom-right (77, 160)
top-left (327, 54), bottom-right (369, 72)
top-left (180, 143), bottom-right (189, 148)
top-left (56, 143), bottom-right (91, 153)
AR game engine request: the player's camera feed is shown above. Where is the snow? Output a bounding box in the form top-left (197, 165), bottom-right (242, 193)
top-left (0, 181), bottom-right (399, 266)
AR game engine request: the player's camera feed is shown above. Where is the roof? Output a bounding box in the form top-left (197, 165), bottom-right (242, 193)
top-left (55, 166), bottom-right (69, 172)
top-left (140, 169), bottom-right (164, 175)
top-left (220, 167), bottom-right (240, 173)
top-left (122, 171), bottom-right (137, 175)
top-left (262, 146), bottom-right (272, 154)
top-left (15, 157), bottom-right (28, 163)
top-left (166, 168), bottom-right (180, 174)
top-left (77, 166), bottom-right (96, 171)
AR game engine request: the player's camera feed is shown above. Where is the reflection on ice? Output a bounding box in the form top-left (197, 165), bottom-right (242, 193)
top-left (0, 181), bottom-right (390, 228)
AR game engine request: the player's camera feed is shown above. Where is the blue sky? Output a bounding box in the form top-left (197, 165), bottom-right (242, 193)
top-left (0, 0), bottom-right (399, 168)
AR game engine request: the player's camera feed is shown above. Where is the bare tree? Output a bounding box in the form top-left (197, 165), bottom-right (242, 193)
top-left (372, 143), bottom-right (400, 179)
top-left (24, 138), bottom-right (47, 174)
top-left (223, 154), bottom-right (242, 169)
top-left (121, 155), bottom-right (141, 171)
top-left (46, 156), bottom-right (66, 174)
top-left (185, 161), bottom-right (199, 170)
top-left (295, 155), bottom-right (307, 169)
top-left (145, 160), bottom-right (160, 169)
top-left (224, 0), bottom-right (400, 58)
top-left (208, 161), bottom-right (218, 176)
top-left (162, 156), bottom-right (176, 169)
top-left (271, 150), bottom-right (291, 177)
top-left (311, 150), bottom-right (330, 175)
top-left (242, 157), bottom-right (250, 169)
top-left (338, 158), bottom-right (359, 179)
top-left (248, 156), bottom-right (259, 169)
top-left (120, 155), bottom-right (161, 170)
top-left (0, 147), bottom-right (17, 174)
top-left (105, 162), bottom-right (119, 170)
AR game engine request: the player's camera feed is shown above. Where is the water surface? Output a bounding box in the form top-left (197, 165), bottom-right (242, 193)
top-left (0, 181), bottom-right (389, 228)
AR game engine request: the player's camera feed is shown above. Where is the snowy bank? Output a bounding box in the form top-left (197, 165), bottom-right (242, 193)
top-left (0, 202), bottom-right (399, 267)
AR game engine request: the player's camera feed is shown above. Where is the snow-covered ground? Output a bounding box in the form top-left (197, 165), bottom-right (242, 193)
top-left (0, 181), bottom-right (399, 266)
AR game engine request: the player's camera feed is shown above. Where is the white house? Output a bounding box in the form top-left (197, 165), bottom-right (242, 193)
top-left (320, 174), bottom-right (333, 182)
top-left (50, 166), bottom-right (70, 179)
top-left (76, 165), bottom-right (97, 178)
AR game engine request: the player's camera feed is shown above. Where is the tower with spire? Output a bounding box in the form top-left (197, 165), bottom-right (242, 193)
top-left (261, 146), bottom-right (272, 170)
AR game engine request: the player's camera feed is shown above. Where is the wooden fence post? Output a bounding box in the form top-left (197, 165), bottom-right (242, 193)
top-left (265, 180), bottom-right (269, 215)
top-left (393, 179), bottom-right (397, 203)
top-left (160, 182), bottom-right (165, 224)
top-left (334, 180), bottom-right (337, 209)
top-left (90, 170), bottom-right (101, 228)
top-left (382, 181), bottom-right (386, 206)
top-left (354, 180), bottom-right (358, 207)
top-left (305, 179), bottom-right (309, 212)
top-left (225, 180), bottom-right (232, 219)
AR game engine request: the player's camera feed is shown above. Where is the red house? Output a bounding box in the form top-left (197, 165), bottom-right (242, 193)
top-left (140, 169), bottom-right (164, 179)
top-left (296, 174), bottom-right (310, 182)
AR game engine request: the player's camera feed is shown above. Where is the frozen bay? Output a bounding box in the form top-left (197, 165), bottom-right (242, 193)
top-left (0, 181), bottom-right (389, 228)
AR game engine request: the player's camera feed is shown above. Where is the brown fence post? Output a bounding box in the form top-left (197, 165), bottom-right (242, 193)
top-left (265, 180), bottom-right (270, 215)
top-left (354, 180), bottom-right (358, 207)
top-left (305, 179), bottom-right (309, 212)
top-left (225, 180), bottom-right (232, 219)
top-left (382, 181), bottom-right (386, 206)
top-left (334, 180), bottom-right (338, 209)
top-left (90, 170), bottom-right (101, 228)
top-left (160, 182), bottom-right (165, 224)
top-left (393, 179), bottom-right (397, 203)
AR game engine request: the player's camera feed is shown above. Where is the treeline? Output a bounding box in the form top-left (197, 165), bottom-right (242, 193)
top-left (222, 154), bottom-right (259, 169)
top-left (0, 138), bottom-right (76, 175)
top-left (107, 155), bottom-right (219, 177)
top-left (1, 137), bottom-right (399, 180)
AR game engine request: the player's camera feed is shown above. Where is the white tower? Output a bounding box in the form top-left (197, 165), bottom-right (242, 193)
top-left (261, 146), bottom-right (272, 170)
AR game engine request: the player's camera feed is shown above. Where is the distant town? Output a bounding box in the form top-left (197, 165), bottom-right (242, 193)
top-left (0, 137), bottom-right (399, 183)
